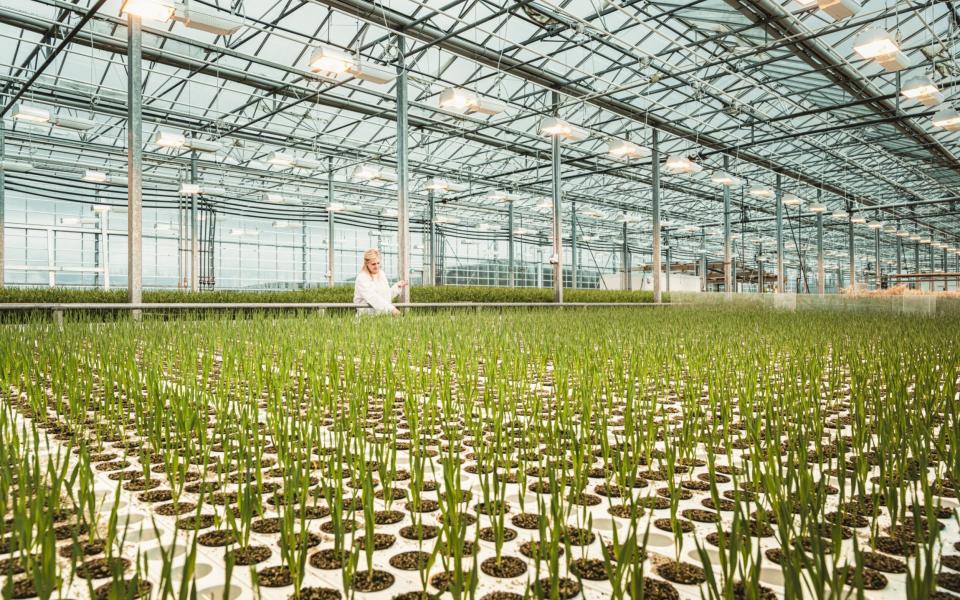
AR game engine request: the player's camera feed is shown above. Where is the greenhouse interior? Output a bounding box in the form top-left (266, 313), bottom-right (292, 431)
top-left (1, 0), bottom-right (960, 600)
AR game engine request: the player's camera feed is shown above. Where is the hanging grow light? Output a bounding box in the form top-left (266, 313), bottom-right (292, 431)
top-left (179, 183), bottom-right (201, 195)
top-left (815, 0), bottom-right (860, 20)
top-left (782, 193), bottom-right (802, 206)
top-left (486, 190), bottom-right (517, 202)
top-left (932, 107), bottom-right (960, 130)
top-left (831, 209), bottom-right (848, 220)
top-left (901, 75), bottom-right (943, 107)
top-left (308, 45), bottom-right (352, 74)
top-left (665, 155), bottom-right (702, 174)
top-left (538, 117), bottom-right (589, 141)
top-left (748, 185), bottom-right (774, 199)
top-left (81, 170), bottom-right (108, 183)
top-left (853, 29), bottom-right (910, 72)
top-left (267, 152), bottom-right (295, 168)
top-left (808, 203), bottom-right (827, 213)
top-left (381, 208), bottom-right (398, 218)
top-left (307, 45), bottom-right (395, 84)
top-left (512, 227), bottom-right (531, 236)
top-left (909, 234), bottom-right (922, 241)
top-left (425, 178), bottom-right (466, 193)
top-left (710, 172), bottom-right (742, 187)
top-left (121, 0), bottom-right (242, 34)
top-left (12, 103), bottom-right (94, 130)
top-left (433, 216), bottom-right (460, 225)
top-left (850, 215), bottom-right (867, 224)
top-left (607, 139), bottom-right (650, 159)
top-left (1, 160), bottom-right (33, 172)
top-left (272, 221), bottom-right (297, 229)
top-left (867, 221), bottom-right (884, 229)
top-left (438, 88), bottom-right (506, 115)
top-left (61, 217), bottom-right (98, 226)
top-left (352, 164), bottom-right (397, 183)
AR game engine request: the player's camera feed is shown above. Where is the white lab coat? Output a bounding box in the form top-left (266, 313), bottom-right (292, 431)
top-left (353, 270), bottom-right (402, 315)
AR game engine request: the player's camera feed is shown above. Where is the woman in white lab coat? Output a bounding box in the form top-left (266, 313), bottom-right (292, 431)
top-left (353, 248), bottom-right (407, 315)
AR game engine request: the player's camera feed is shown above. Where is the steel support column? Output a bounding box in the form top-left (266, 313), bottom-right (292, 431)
top-left (699, 229), bottom-right (706, 292)
top-left (848, 215), bottom-right (855, 291)
top-left (507, 201), bottom-right (514, 287)
top-left (622, 221), bottom-right (630, 291)
top-left (190, 152), bottom-right (198, 291)
top-left (895, 221), bottom-right (902, 278)
top-left (722, 155), bottom-right (732, 292)
top-left (0, 121), bottom-right (4, 289)
top-left (816, 212), bottom-right (825, 295)
top-left (127, 13), bottom-right (143, 310)
top-left (775, 174), bottom-right (784, 293)
top-left (570, 201), bottom-right (577, 289)
top-left (665, 233), bottom-right (671, 293)
top-left (874, 228), bottom-right (881, 290)
top-left (327, 157), bottom-right (335, 288)
top-left (396, 36), bottom-right (410, 301)
top-left (428, 190), bottom-right (436, 286)
top-left (914, 242), bottom-right (920, 290)
top-left (550, 91), bottom-right (562, 303)
top-left (652, 129), bottom-right (662, 302)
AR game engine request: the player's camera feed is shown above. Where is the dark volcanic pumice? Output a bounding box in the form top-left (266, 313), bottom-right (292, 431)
top-left (480, 556), bottom-right (527, 578)
top-left (656, 560), bottom-right (707, 585)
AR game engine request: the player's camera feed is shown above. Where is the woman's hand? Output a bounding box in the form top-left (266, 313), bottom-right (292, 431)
top-left (391, 308), bottom-right (401, 316)
top-left (397, 280), bottom-right (408, 288)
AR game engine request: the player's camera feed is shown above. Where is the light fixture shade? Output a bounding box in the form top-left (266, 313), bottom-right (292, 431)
top-left (433, 216), bottom-right (460, 224)
top-left (782, 193), bottom-right (802, 206)
top-left (81, 170), bottom-right (108, 183)
top-left (512, 227), bottom-right (531, 236)
top-left (932, 107), bottom-right (960, 130)
top-left (607, 139), bottom-right (650, 159)
top-left (909, 234), bottom-right (922, 241)
top-left (831, 209), bottom-right (848, 220)
top-left (748, 185), bottom-right (774, 199)
top-left (867, 221), bottom-right (884, 229)
top-left (381, 208), bottom-right (399, 218)
top-left (327, 202), bottom-right (345, 212)
top-left (61, 217), bottom-right (98, 225)
top-left (439, 88), bottom-right (479, 112)
top-left (348, 62), bottom-right (395, 85)
top-left (538, 117), bottom-right (588, 141)
top-left (875, 51), bottom-right (911, 72)
top-left (665, 155), bottom-right (702, 174)
top-left (12, 103), bottom-right (50, 123)
top-left (308, 45), bottom-right (353, 74)
top-left (817, 0), bottom-right (859, 20)
top-left (154, 130), bottom-right (186, 148)
top-left (853, 29), bottom-right (900, 60)
top-left (267, 152), bottom-right (294, 167)
top-left (882, 226), bottom-right (897, 234)
top-left (808, 203), bottom-right (827, 213)
top-left (850, 215), bottom-right (867, 224)
top-left (51, 115), bottom-right (96, 131)
top-left (710, 172), bottom-right (742, 187)
top-left (264, 192), bottom-right (300, 204)
top-left (486, 190), bottom-right (516, 202)
top-left (1, 160), bottom-right (33, 172)
top-left (425, 178), bottom-right (449, 192)
top-left (186, 138), bottom-right (223, 153)
top-left (120, 0), bottom-right (176, 21)
top-left (272, 220), bottom-right (298, 229)
top-left (292, 156), bottom-right (323, 170)
top-left (901, 75), bottom-right (943, 107)
top-left (171, 4), bottom-right (243, 35)
top-left (353, 164), bottom-right (380, 181)
top-left (179, 183), bottom-right (201, 195)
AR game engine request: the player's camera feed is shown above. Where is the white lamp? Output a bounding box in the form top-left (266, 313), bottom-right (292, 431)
top-left (665, 155), bottom-right (702, 174)
top-left (901, 75), bottom-right (943, 107)
top-left (749, 185), bottom-right (774, 199)
top-left (538, 117), bottom-right (589, 141)
top-left (607, 139), bottom-right (650, 159)
top-left (853, 29), bottom-right (910, 72)
top-left (710, 172), bottom-right (741, 187)
top-left (782, 193), bottom-right (802, 206)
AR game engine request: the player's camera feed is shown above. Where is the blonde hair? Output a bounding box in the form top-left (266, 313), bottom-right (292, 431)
top-left (361, 248), bottom-right (381, 275)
